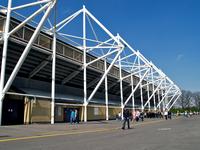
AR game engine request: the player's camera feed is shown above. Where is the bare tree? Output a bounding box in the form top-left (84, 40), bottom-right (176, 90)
top-left (193, 92), bottom-right (200, 109)
top-left (177, 90), bottom-right (193, 109)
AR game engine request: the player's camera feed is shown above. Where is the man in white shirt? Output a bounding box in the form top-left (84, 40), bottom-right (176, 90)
top-left (164, 109), bottom-right (168, 120)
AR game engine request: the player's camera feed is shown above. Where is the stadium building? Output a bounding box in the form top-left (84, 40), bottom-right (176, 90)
top-left (0, 0), bottom-right (181, 125)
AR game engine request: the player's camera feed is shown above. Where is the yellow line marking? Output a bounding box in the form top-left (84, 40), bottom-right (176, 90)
top-left (0, 128), bottom-right (114, 143)
top-left (0, 119), bottom-right (176, 143)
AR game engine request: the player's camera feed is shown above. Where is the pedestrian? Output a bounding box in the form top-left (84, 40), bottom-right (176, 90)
top-left (70, 109), bottom-right (75, 124)
top-left (164, 109), bottom-right (168, 120)
top-left (132, 110), bottom-right (136, 122)
top-left (122, 109), bottom-right (131, 130)
top-left (184, 110), bottom-right (188, 117)
top-left (140, 111), bottom-right (144, 122)
top-left (168, 111), bottom-right (172, 119)
top-left (118, 112), bottom-right (122, 121)
top-left (135, 110), bottom-right (140, 122)
top-left (75, 109), bottom-right (79, 123)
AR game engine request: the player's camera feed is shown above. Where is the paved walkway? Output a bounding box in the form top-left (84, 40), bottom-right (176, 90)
top-left (0, 116), bottom-right (200, 150)
top-left (0, 118), bottom-right (164, 141)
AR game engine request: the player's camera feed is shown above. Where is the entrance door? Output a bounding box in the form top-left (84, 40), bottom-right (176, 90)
top-left (2, 99), bottom-right (24, 125)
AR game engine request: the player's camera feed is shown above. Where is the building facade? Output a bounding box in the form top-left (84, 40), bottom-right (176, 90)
top-left (0, 1), bottom-right (181, 125)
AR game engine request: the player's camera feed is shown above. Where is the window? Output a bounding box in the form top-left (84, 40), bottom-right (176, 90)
top-left (86, 56), bottom-right (91, 63)
top-left (24, 28), bottom-right (33, 41)
top-left (89, 57), bottom-right (97, 68)
top-left (97, 61), bottom-right (104, 71)
top-left (92, 61), bottom-right (98, 68)
top-left (114, 68), bottom-right (119, 77)
top-left (64, 46), bottom-right (73, 58)
top-left (39, 34), bottom-right (51, 49)
top-left (56, 42), bottom-right (63, 54)
top-left (74, 50), bottom-right (83, 62)
top-left (0, 17), bottom-right (4, 31)
top-left (10, 21), bottom-right (23, 38)
top-left (110, 68), bottom-right (115, 75)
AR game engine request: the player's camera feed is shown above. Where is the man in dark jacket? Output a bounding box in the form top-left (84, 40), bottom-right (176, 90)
top-left (122, 109), bottom-right (131, 129)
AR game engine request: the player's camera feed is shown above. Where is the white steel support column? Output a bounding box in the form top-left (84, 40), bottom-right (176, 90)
top-left (83, 6), bottom-right (87, 122)
top-left (156, 85), bottom-right (172, 109)
top-left (119, 55), bottom-right (124, 118)
top-left (157, 89), bottom-right (161, 111)
top-left (161, 79), bottom-right (167, 111)
top-left (151, 68), bottom-right (156, 111)
top-left (165, 90), bottom-right (179, 109)
top-left (124, 68), bottom-right (150, 107)
top-left (86, 49), bottom-right (122, 104)
top-left (9, 3), bottom-right (49, 36)
top-left (164, 97), bottom-right (168, 109)
top-left (147, 82), bottom-right (150, 111)
top-left (131, 75), bottom-right (135, 112)
top-left (85, 9), bottom-right (120, 45)
top-left (161, 89), bottom-right (165, 111)
top-left (143, 79), bottom-right (164, 108)
top-left (164, 80), bottom-right (168, 109)
top-left (0, 2), bottom-right (53, 121)
top-left (11, 0), bottom-right (51, 11)
top-left (51, 14), bottom-right (56, 124)
top-left (104, 59), bottom-right (109, 120)
top-left (168, 93), bottom-right (181, 111)
top-left (138, 58), bottom-right (144, 112)
top-left (0, 0), bottom-right (12, 126)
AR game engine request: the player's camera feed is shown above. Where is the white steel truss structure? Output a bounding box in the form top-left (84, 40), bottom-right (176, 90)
top-left (0, 0), bottom-right (181, 125)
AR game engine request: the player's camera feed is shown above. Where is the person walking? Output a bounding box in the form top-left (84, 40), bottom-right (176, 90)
top-left (132, 110), bottom-right (136, 122)
top-left (122, 109), bottom-right (131, 130)
top-left (140, 111), bottom-right (144, 122)
top-left (164, 109), bottom-right (168, 120)
top-left (168, 111), bottom-right (172, 119)
top-left (118, 112), bottom-right (122, 121)
top-left (75, 109), bottom-right (79, 123)
top-left (70, 109), bottom-right (75, 124)
top-left (135, 110), bottom-right (140, 122)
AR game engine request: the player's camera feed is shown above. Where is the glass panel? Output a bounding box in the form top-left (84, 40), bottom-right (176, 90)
top-left (88, 57), bottom-right (96, 67)
top-left (97, 61), bottom-right (104, 71)
top-left (39, 34), bottom-right (51, 49)
top-left (64, 46), bottom-right (73, 58)
top-left (74, 50), bottom-right (83, 62)
top-left (10, 21), bottom-right (23, 38)
top-left (126, 77), bottom-right (131, 83)
top-left (86, 56), bottom-right (91, 63)
top-left (0, 17), bottom-right (4, 31)
top-left (110, 68), bottom-right (115, 74)
top-left (34, 36), bottom-right (39, 45)
top-left (92, 61), bottom-right (98, 68)
top-left (24, 28), bottom-right (33, 41)
top-left (56, 42), bottom-right (63, 54)
top-left (114, 68), bottom-right (119, 77)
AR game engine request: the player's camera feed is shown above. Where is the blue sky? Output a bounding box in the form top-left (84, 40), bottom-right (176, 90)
top-left (2, 0), bottom-right (200, 92)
